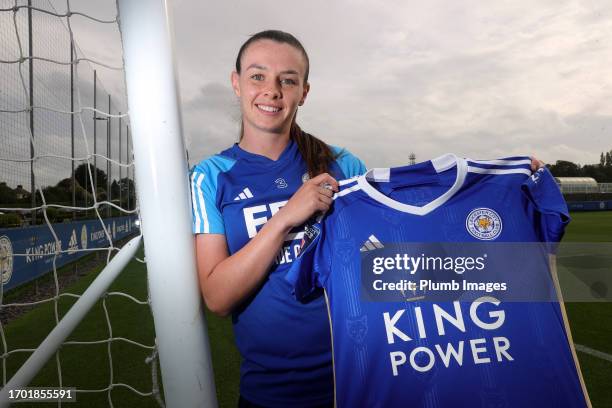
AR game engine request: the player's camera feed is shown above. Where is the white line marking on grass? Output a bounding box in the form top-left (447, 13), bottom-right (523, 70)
top-left (575, 344), bottom-right (612, 363)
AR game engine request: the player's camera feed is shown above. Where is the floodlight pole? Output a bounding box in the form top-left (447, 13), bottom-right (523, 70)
top-left (118, 112), bottom-right (122, 207)
top-left (116, 1), bottom-right (217, 407)
top-left (93, 70), bottom-right (98, 197)
top-left (28, 0), bottom-right (35, 224)
top-left (107, 94), bottom-right (112, 218)
top-left (126, 126), bottom-right (130, 210)
top-left (70, 40), bottom-right (75, 220)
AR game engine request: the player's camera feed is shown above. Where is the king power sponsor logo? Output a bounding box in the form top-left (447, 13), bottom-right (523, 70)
top-left (25, 240), bottom-right (63, 263)
top-left (384, 297), bottom-right (513, 376)
top-left (25, 234), bottom-right (80, 263)
top-left (1, 216), bottom-right (138, 291)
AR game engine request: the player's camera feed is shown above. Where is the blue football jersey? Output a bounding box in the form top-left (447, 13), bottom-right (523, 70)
top-left (287, 154), bottom-right (587, 408)
top-left (190, 140), bottom-right (366, 407)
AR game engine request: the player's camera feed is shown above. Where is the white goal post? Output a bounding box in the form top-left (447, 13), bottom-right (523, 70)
top-left (116, 1), bottom-right (218, 407)
top-left (0, 0), bottom-right (217, 405)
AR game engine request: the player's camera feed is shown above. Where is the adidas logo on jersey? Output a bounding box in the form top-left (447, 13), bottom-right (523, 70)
top-left (360, 235), bottom-right (384, 252)
top-left (234, 187), bottom-right (254, 201)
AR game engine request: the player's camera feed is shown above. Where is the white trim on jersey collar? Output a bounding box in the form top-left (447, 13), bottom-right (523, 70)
top-left (357, 153), bottom-right (468, 216)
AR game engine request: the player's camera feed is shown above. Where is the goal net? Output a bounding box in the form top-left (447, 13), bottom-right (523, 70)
top-left (0, 1), bottom-right (215, 406)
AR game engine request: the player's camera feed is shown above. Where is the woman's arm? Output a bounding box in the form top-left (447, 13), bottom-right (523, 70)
top-left (196, 173), bottom-right (338, 316)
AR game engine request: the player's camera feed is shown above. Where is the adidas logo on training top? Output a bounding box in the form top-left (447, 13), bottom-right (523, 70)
top-left (360, 235), bottom-right (384, 252)
top-left (234, 187), bottom-right (254, 201)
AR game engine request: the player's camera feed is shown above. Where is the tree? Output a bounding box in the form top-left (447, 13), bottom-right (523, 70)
top-left (601, 152), bottom-right (606, 167)
top-left (0, 182), bottom-right (17, 204)
top-left (606, 152), bottom-right (612, 168)
top-left (118, 177), bottom-right (136, 209)
top-left (74, 163), bottom-right (108, 191)
top-left (582, 164), bottom-right (606, 182)
top-left (41, 180), bottom-right (72, 204)
top-left (111, 180), bottom-right (120, 198)
top-left (548, 160), bottom-right (581, 177)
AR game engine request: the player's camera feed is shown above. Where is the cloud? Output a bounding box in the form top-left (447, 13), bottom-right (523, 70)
top-left (183, 82), bottom-right (240, 164)
top-left (288, 0), bottom-right (612, 166)
top-left (5, 0), bottom-right (612, 180)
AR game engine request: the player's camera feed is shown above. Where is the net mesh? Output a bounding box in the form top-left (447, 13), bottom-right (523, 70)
top-left (0, 1), bottom-right (164, 406)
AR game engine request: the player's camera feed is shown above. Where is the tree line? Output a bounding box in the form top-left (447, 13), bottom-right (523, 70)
top-left (0, 163), bottom-right (135, 226)
top-left (548, 149), bottom-right (612, 182)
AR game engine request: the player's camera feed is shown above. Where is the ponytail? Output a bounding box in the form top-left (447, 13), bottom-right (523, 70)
top-left (290, 122), bottom-right (337, 178)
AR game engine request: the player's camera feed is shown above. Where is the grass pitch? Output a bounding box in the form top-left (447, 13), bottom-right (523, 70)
top-left (562, 211), bottom-right (612, 407)
top-left (1, 250), bottom-right (161, 408)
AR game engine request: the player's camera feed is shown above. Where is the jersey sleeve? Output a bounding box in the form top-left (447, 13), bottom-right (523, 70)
top-left (286, 220), bottom-right (333, 300)
top-left (190, 165), bottom-right (225, 234)
top-left (521, 167), bottom-right (570, 245)
top-left (332, 146), bottom-right (367, 178)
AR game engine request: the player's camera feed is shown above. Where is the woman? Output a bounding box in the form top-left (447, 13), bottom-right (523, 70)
top-left (190, 30), bottom-right (366, 408)
top-left (190, 29), bottom-right (545, 408)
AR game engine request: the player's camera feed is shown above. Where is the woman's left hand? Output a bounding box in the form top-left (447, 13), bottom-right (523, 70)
top-left (530, 156), bottom-right (545, 172)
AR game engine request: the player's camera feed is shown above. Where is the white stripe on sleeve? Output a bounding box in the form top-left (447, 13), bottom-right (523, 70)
top-left (194, 173), bottom-right (210, 233)
top-left (190, 172), bottom-right (202, 233)
top-left (467, 166), bottom-right (532, 176)
top-left (469, 158), bottom-right (531, 166)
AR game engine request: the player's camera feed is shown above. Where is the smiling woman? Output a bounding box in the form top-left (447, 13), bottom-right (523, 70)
top-left (231, 31), bottom-right (339, 177)
top-left (233, 39), bottom-right (307, 135)
top-left (189, 30), bottom-right (366, 408)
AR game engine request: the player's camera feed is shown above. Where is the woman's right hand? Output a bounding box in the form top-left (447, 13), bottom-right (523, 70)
top-left (197, 172), bottom-right (339, 316)
top-left (273, 173), bottom-right (339, 230)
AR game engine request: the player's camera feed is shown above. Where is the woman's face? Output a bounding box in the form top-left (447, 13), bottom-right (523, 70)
top-left (232, 39), bottom-right (310, 137)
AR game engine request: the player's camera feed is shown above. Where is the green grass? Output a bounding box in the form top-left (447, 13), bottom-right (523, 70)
top-left (1, 245), bottom-right (240, 407)
top-left (564, 211), bottom-right (612, 242)
top-left (559, 211), bottom-right (612, 407)
top-left (573, 352), bottom-right (612, 408)
top-left (2, 248), bottom-right (162, 407)
top-left (2, 211), bottom-right (611, 407)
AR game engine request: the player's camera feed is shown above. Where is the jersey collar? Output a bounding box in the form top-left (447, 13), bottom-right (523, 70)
top-left (356, 153), bottom-right (468, 216)
top-left (231, 139), bottom-right (299, 167)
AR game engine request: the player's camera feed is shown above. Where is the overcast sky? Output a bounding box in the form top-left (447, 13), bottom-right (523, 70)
top-left (47, 0), bottom-right (612, 168)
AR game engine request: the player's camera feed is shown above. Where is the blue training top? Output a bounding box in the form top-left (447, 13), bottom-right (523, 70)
top-left (190, 139), bottom-right (366, 407)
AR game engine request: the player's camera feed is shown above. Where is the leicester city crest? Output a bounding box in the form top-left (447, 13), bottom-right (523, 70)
top-left (466, 208), bottom-right (502, 240)
top-left (0, 235), bottom-right (14, 284)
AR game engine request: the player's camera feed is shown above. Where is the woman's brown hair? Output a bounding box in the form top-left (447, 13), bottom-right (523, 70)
top-left (235, 30), bottom-right (337, 178)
